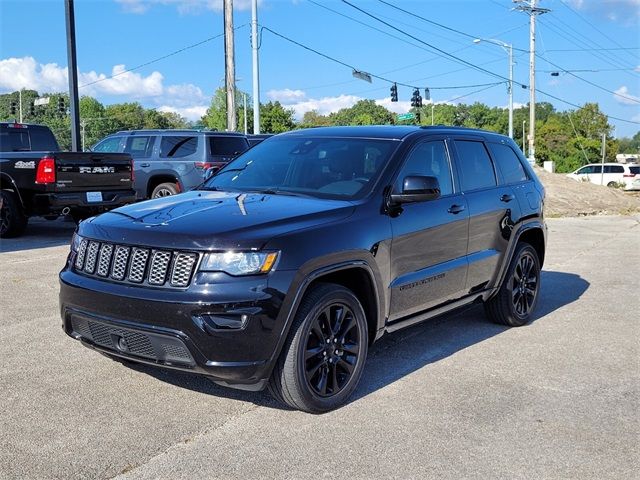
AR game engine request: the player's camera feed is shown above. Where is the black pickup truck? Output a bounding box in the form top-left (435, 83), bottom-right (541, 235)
top-left (0, 122), bottom-right (136, 237)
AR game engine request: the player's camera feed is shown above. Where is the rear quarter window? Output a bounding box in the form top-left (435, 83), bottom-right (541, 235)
top-left (488, 143), bottom-right (528, 184)
top-left (629, 166), bottom-right (640, 174)
top-left (209, 136), bottom-right (249, 156)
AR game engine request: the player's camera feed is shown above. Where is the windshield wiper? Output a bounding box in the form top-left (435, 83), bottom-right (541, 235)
top-left (253, 189), bottom-right (313, 198)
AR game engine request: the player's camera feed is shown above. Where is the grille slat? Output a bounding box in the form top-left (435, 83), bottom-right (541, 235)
top-left (97, 244), bottom-right (114, 277)
top-left (171, 253), bottom-right (198, 287)
top-left (74, 239), bottom-right (198, 289)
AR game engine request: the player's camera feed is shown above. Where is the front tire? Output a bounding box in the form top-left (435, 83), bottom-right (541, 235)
top-left (268, 283), bottom-right (369, 413)
top-left (151, 182), bottom-right (179, 198)
top-left (0, 190), bottom-right (28, 238)
top-left (485, 243), bottom-right (541, 327)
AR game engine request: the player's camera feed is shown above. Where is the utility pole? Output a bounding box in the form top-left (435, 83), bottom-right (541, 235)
top-left (64, 0), bottom-right (81, 151)
top-left (18, 89), bottom-right (23, 123)
top-left (515, 0), bottom-right (549, 165)
top-left (243, 92), bottom-right (248, 135)
top-left (600, 133), bottom-right (606, 186)
top-left (251, 0), bottom-right (260, 134)
top-left (223, 0), bottom-right (237, 131)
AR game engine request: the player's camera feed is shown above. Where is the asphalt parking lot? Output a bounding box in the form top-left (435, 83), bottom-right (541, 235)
top-left (1, 215), bottom-right (638, 479)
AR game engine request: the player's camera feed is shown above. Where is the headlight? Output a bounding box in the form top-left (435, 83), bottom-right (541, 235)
top-left (200, 251), bottom-right (279, 276)
top-left (71, 233), bottom-right (83, 252)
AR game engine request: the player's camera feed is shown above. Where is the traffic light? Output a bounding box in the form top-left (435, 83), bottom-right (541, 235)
top-left (29, 103), bottom-right (35, 116)
top-left (424, 88), bottom-right (431, 101)
top-left (390, 83), bottom-right (398, 102)
top-left (411, 88), bottom-right (422, 107)
top-left (10, 101), bottom-right (17, 116)
top-left (58, 97), bottom-right (66, 115)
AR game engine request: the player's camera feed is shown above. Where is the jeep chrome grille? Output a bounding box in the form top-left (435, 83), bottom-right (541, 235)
top-left (74, 239), bottom-right (199, 288)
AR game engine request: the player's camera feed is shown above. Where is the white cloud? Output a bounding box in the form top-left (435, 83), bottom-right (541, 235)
top-left (288, 94), bottom-right (362, 119)
top-left (376, 97), bottom-right (412, 114)
top-left (266, 88), bottom-right (306, 103)
top-left (116, 0), bottom-right (259, 14)
top-left (613, 85), bottom-right (640, 105)
top-left (0, 56), bottom-right (209, 120)
top-left (566, 0), bottom-right (640, 24)
top-left (158, 105), bottom-right (208, 121)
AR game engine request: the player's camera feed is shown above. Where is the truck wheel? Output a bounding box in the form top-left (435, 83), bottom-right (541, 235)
top-left (268, 283), bottom-right (368, 413)
top-left (0, 190), bottom-right (28, 238)
top-left (484, 243), bottom-right (541, 327)
top-left (151, 182), bottom-right (178, 198)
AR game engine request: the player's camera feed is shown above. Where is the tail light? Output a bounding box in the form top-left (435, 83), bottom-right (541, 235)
top-left (36, 156), bottom-right (56, 184)
top-left (623, 173), bottom-right (636, 177)
top-left (194, 162), bottom-right (214, 170)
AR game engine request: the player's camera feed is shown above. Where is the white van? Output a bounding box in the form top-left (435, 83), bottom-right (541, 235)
top-left (566, 163), bottom-right (640, 190)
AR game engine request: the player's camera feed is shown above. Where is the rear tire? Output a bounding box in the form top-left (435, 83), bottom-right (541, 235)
top-left (0, 190), bottom-right (28, 238)
top-left (151, 182), bottom-right (179, 198)
top-left (268, 283), bottom-right (368, 413)
top-left (484, 243), bottom-right (541, 327)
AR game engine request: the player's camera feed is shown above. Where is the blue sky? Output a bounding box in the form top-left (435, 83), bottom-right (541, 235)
top-left (0, 0), bottom-right (638, 136)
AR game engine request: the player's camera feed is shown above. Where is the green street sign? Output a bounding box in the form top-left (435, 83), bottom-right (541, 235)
top-left (397, 113), bottom-right (415, 121)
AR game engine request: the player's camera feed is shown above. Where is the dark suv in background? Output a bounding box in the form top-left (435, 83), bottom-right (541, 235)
top-left (60, 126), bottom-right (546, 413)
top-left (92, 130), bottom-right (250, 199)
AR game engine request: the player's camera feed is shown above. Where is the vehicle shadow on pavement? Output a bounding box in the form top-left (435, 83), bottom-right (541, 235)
top-left (0, 218), bottom-right (76, 253)
top-left (124, 270), bottom-right (589, 412)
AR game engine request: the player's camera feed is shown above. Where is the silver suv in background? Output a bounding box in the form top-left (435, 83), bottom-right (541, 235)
top-left (92, 130), bottom-right (250, 199)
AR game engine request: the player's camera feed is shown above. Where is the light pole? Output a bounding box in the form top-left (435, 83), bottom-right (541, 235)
top-left (473, 38), bottom-right (513, 138)
top-left (522, 120), bottom-right (526, 153)
top-left (431, 103), bottom-right (435, 125)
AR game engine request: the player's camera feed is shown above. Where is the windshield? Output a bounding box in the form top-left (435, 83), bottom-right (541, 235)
top-left (201, 136), bottom-right (399, 200)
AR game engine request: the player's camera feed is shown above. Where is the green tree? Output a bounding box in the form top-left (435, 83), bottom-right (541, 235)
top-left (328, 100), bottom-right (394, 126)
top-left (299, 109), bottom-right (331, 128)
top-left (201, 87), bottom-right (253, 132)
top-left (260, 101), bottom-right (295, 133)
top-left (104, 102), bottom-right (145, 130)
top-left (618, 132), bottom-right (640, 154)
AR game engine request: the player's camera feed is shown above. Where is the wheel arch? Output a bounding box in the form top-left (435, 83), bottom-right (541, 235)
top-left (146, 174), bottom-right (182, 198)
top-left (0, 172), bottom-right (25, 208)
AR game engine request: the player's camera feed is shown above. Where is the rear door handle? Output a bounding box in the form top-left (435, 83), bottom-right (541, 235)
top-left (139, 163), bottom-right (150, 167)
top-left (500, 194), bottom-right (515, 203)
top-left (448, 204), bottom-right (465, 214)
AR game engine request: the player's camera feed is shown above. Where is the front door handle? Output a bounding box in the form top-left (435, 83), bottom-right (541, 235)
top-left (448, 204), bottom-right (465, 214)
top-left (139, 163), bottom-right (151, 168)
top-left (500, 193), bottom-right (515, 203)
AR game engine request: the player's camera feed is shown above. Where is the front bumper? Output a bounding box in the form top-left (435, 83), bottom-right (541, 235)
top-left (33, 189), bottom-right (136, 215)
top-left (59, 267), bottom-right (297, 390)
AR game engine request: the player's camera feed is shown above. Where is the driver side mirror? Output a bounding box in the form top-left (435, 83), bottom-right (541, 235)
top-left (390, 175), bottom-right (441, 204)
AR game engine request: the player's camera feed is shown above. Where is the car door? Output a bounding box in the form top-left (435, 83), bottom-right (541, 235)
top-left (450, 137), bottom-right (515, 294)
top-left (388, 137), bottom-right (469, 321)
top-left (123, 135), bottom-right (156, 199)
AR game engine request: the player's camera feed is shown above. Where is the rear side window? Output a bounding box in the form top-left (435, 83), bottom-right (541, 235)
top-left (454, 140), bottom-right (496, 191)
top-left (160, 136), bottom-right (198, 158)
top-left (396, 140), bottom-right (454, 196)
top-left (92, 136), bottom-right (122, 152)
top-left (604, 165), bottom-right (624, 173)
top-left (629, 166), bottom-right (640, 174)
top-left (209, 136), bottom-right (249, 156)
top-left (124, 136), bottom-right (155, 158)
top-left (488, 143), bottom-right (528, 184)
top-left (0, 129), bottom-right (30, 152)
top-left (29, 127), bottom-right (58, 151)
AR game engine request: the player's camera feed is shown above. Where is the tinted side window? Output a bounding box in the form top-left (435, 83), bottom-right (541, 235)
top-left (29, 127), bottom-right (59, 151)
top-left (604, 165), bottom-right (624, 173)
top-left (93, 136), bottom-right (122, 152)
top-left (396, 140), bottom-right (453, 196)
top-left (124, 136), bottom-right (155, 158)
top-left (488, 143), bottom-right (528, 184)
top-left (629, 166), bottom-right (640, 174)
top-left (160, 136), bottom-right (197, 158)
top-left (454, 140), bottom-right (496, 191)
top-left (209, 136), bottom-right (249, 156)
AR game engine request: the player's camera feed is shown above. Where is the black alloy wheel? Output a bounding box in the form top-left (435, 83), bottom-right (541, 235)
top-left (511, 250), bottom-right (538, 317)
top-left (0, 190), bottom-right (28, 238)
top-left (268, 283), bottom-right (368, 413)
top-left (304, 303), bottom-right (361, 397)
top-left (485, 242), bottom-right (541, 327)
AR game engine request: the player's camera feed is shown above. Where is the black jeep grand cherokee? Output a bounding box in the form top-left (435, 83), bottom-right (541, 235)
top-left (60, 126), bottom-right (546, 413)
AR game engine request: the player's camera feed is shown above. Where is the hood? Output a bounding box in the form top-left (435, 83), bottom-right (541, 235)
top-left (79, 190), bottom-right (356, 250)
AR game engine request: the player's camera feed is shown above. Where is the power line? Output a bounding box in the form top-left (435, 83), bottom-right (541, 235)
top-left (79, 26), bottom-right (247, 89)
top-left (545, 47), bottom-right (640, 52)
